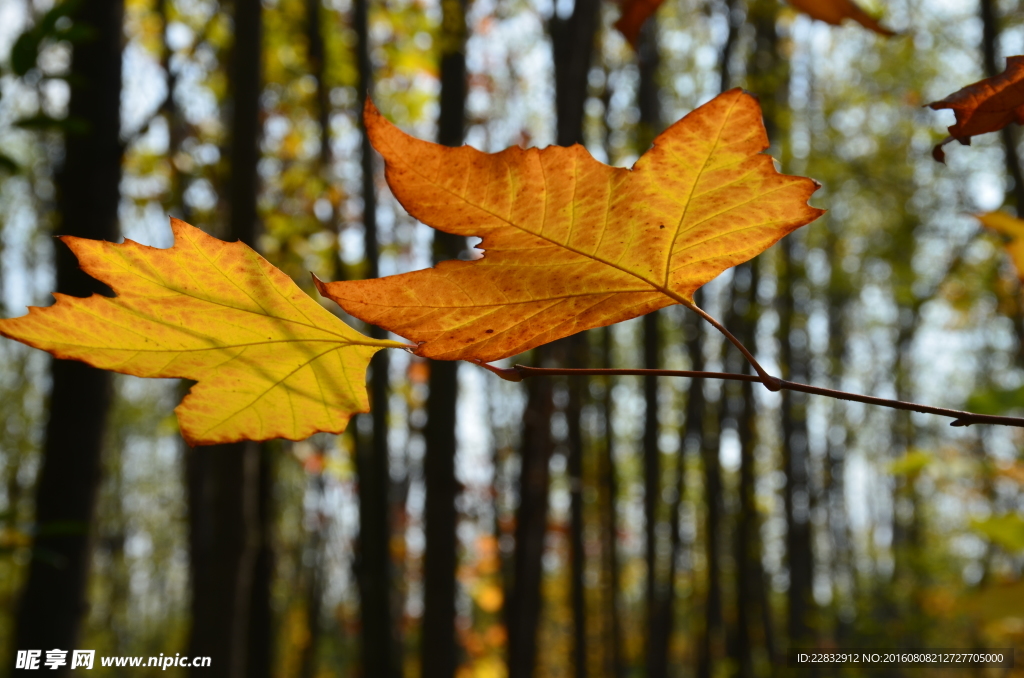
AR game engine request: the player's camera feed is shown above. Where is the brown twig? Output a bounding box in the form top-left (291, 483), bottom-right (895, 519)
top-left (473, 363), bottom-right (1024, 428)
top-left (681, 299), bottom-right (782, 391)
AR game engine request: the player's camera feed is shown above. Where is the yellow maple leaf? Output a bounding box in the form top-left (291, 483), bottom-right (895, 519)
top-left (0, 219), bottom-right (406, 446)
top-left (318, 90), bottom-right (824, 362)
top-left (977, 211), bottom-right (1024, 283)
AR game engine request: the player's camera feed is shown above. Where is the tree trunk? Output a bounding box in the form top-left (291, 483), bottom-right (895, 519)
top-left (297, 3), bottom-right (335, 674)
top-left (600, 328), bottom-right (625, 678)
top-left (568, 335), bottom-right (588, 678)
top-left (421, 0), bottom-right (468, 673)
top-left (638, 19), bottom-right (664, 677)
top-left (13, 1), bottom-right (123, 671)
top-left (729, 262), bottom-right (774, 676)
top-left (779, 238), bottom-right (813, 651)
top-left (186, 2), bottom-right (271, 675)
top-left (699, 378), bottom-right (724, 678)
top-left (507, 3), bottom-right (601, 676)
top-left (351, 0), bottom-right (397, 674)
top-left (506, 358), bottom-right (555, 678)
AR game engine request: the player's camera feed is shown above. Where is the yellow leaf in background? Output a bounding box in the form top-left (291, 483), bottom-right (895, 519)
top-left (474, 583), bottom-right (504, 613)
top-left (886, 449), bottom-right (931, 477)
top-left (978, 211), bottom-right (1024, 283)
top-left (971, 514), bottom-right (1024, 553)
top-left (319, 91), bottom-right (824, 362)
top-left (0, 219), bottom-right (406, 446)
top-left (960, 579), bottom-right (1024, 622)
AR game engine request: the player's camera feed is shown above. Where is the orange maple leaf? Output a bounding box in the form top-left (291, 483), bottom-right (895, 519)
top-left (785, 0), bottom-right (895, 35)
top-left (614, 0), bottom-right (892, 47)
top-left (0, 219), bottom-right (406, 446)
top-left (928, 57), bottom-right (1024, 162)
top-left (614, 0), bottom-right (663, 48)
top-left (317, 90), bottom-right (824, 363)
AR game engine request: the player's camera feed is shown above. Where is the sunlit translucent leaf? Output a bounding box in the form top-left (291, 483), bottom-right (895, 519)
top-left (977, 211), bottom-right (1024, 282)
top-left (0, 219), bottom-right (405, 445)
top-left (971, 514), bottom-right (1024, 553)
top-left (318, 90), bottom-right (824, 362)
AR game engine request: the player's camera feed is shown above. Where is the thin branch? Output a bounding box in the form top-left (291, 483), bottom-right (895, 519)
top-left (473, 363), bottom-right (1024, 428)
top-left (682, 299), bottom-right (782, 391)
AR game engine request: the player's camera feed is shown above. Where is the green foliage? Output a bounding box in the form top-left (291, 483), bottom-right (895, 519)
top-left (971, 514), bottom-right (1024, 553)
top-left (10, 0), bottom-right (90, 77)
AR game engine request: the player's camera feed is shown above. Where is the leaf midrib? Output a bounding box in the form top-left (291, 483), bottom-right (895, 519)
top-left (386, 136), bottom-right (689, 306)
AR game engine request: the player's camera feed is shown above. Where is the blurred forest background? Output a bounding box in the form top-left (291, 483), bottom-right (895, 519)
top-left (1, 0), bottom-right (1024, 673)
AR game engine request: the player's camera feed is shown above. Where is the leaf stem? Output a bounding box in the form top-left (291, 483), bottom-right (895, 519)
top-left (478, 364), bottom-right (1024, 429)
top-left (681, 299), bottom-right (782, 391)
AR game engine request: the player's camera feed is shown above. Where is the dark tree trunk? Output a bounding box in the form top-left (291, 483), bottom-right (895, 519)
top-left (728, 262), bottom-right (775, 675)
top-left (13, 1), bottom-right (123, 671)
top-left (779, 237), bottom-right (813, 650)
top-left (506, 3), bottom-right (602, 676)
top-left (421, 0), bottom-right (468, 673)
top-left (187, 443), bottom-right (273, 678)
top-left (297, 3), bottom-right (335, 673)
top-left (156, 0), bottom-right (189, 220)
top-left (186, 2), bottom-right (271, 675)
top-left (298, 466), bottom-right (327, 678)
top-left (745, 0), bottom-right (804, 656)
top-left (352, 0), bottom-right (397, 674)
top-left (549, 0), bottom-right (599, 147)
top-left (635, 18), bottom-right (669, 678)
top-left (683, 294), bottom-right (713, 678)
top-left (600, 328), bottom-right (625, 678)
top-left (651, 314), bottom-right (690, 678)
top-left (643, 312), bottom-right (662, 678)
top-left (699, 384), bottom-right (724, 678)
top-left (507, 359), bottom-right (555, 678)
top-left (567, 336), bottom-right (588, 678)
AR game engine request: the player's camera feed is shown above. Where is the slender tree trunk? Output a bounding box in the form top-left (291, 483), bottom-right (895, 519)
top-left (729, 262), bottom-right (774, 677)
top-left (421, 0), bottom-right (468, 674)
top-left (13, 1), bottom-right (122, 671)
top-left (296, 4), bottom-right (336, 674)
top-left (779, 237), bottom-right (813, 651)
top-left (744, 0), bottom-right (807, 656)
top-left (550, 0), bottom-right (599, 147)
top-left (156, 0), bottom-right (189, 220)
top-left (638, 20), bottom-right (663, 677)
top-left (683, 294), bottom-right (712, 678)
top-left (352, 0), bottom-right (397, 673)
top-left (600, 328), bottom-right (625, 678)
top-left (699, 378), bottom-right (724, 678)
top-left (298, 465), bottom-right (327, 678)
top-left (507, 361), bottom-right (555, 678)
top-left (652, 342), bottom-right (690, 678)
top-left (507, 3), bottom-right (601, 676)
top-left (186, 3), bottom-right (271, 676)
top-left (568, 338), bottom-right (588, 678)
top-left (823, 224), bottom-right (854, 647)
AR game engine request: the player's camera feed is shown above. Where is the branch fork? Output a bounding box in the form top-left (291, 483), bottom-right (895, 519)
top-left (471, 304), bottom-right (1024, 429)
